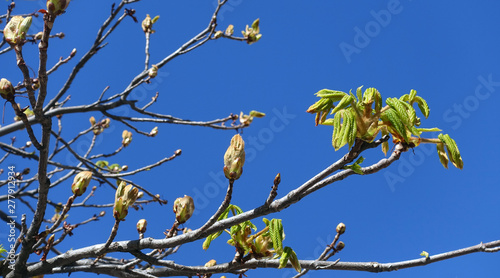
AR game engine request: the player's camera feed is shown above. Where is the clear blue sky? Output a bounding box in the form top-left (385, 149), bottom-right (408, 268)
top-left (2, 1), bottom-right (500, 277)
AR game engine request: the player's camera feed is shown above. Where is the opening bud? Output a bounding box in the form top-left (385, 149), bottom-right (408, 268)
top-left (122, 130), bottom-right (133, 147)
top-left (114, 181), bottom-right (140, 220)
top-left (3, 16), bottom-right (32, 45)
top-left (173, 195), bottom-right (195, 224)
top-left (71, 171), bottom-right (92, 197)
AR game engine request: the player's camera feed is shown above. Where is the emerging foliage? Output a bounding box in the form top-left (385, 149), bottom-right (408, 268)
top-left (307, 87), bottom-right (464, 169)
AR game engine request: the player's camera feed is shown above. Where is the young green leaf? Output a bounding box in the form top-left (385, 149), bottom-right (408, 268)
top-left (345, 109), bottom-right (357, 149)
top-left (381, 128), bottom-right (389, 155)
top-left (386, 98), bottom-right (412, 128)
top-left (330, 94), bottom-right (354, 114)
top-left (414, 96), bottom-right (430, 118)
top-left (269, 219), bottom-right (284, 255)
top-left (315, 89), bottom-right (346, 100)
top-left (381, 108), bottom-right (409, 142)
top-left (409, 89), bottom-right (417, 102)
top-left (438, 134), bottom-right (463, 169)
top-left (320, 118), bottom-right (335, 126)
top-left (400, 100), bottom-right (417, 126)
top-left (278, 246), bottom-right (301, 272)
top-left (420, 251), bottom-right (429, 259)
top-left (343, 156), bottom-right (365, 175)
top-left (416, 127), bottom-right (442, 133)
top-left (356, 86), bottom-right (363, 102)
top-left (436, 142), bottom-right (449, 169)
top-left (374, 90), bottom-right (383, 114)
top-left (332, 111), bottom-right (342, 149)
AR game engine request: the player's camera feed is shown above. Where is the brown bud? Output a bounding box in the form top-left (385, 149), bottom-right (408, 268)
top-left (0, 78), bottom-right (14, 100)
top-left (336, 241), bottom-right (345, 251)
top-left (173, 195), bottom-right (195, 224)
top-left (274, 173), bottom-right (281, 186)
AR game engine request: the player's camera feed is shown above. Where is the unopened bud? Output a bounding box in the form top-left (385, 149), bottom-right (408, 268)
top-left (34, 32), bottom-right (43, 40)
top-left (274, 173), bottom-right (281, 186)
top-left (136, 219), bottom-right (147, 234)
top-left (213, 30), bottom-right (223, 39)
top-left (71, 171), bottom-right (93, 197)
top-left (70, 48), bottom-right (77, 57)
top-left (223, 134), bottom-right (245, 180)
top-left (31, 78), bottom-right (40, 90)
top-left (204, 259), bottom-right (216, 267)
top-left (99, 211), bottom-right (106, 217)
top-left (26, 141), bottom-right (32, 147)
top-left (336, 223), bottom-right (346, 235)
top-left (175, 149), bottom-right (182, 156)
top-left (0, 78), bottom-right (14, 100)
top-left (149, 126), bottom-right (158, 136)
top-left (336, 241), bottom-right (345, 251)
top-left (225, 25), bottom-right (234, 36)
top-left (148, 65), bottom-right (158, 78)
top-left (173, 195), bottom-right (195, 224)
top-left (47, 0), bottom-right (71, 16)
top-left (121, 165), bottom-right (128, 171)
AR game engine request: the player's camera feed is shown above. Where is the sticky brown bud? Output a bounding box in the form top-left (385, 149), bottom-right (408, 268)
top-left (336, 241), bottom-right (345, 251)
top-left (0, 78), bottom-right (14, 100)
top-left (47, 0), bottom-right (71, 15)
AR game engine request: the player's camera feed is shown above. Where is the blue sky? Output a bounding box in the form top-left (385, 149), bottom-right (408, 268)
top-left (1, 1), bottom-right (500, 277)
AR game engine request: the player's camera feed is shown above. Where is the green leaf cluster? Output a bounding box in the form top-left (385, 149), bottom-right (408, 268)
top-left (307, 87), bottom-right (463, 169)
top-left (95, 160), bottom-right (125, 173)
top-left (203, 205), bottom-right (301, 272)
